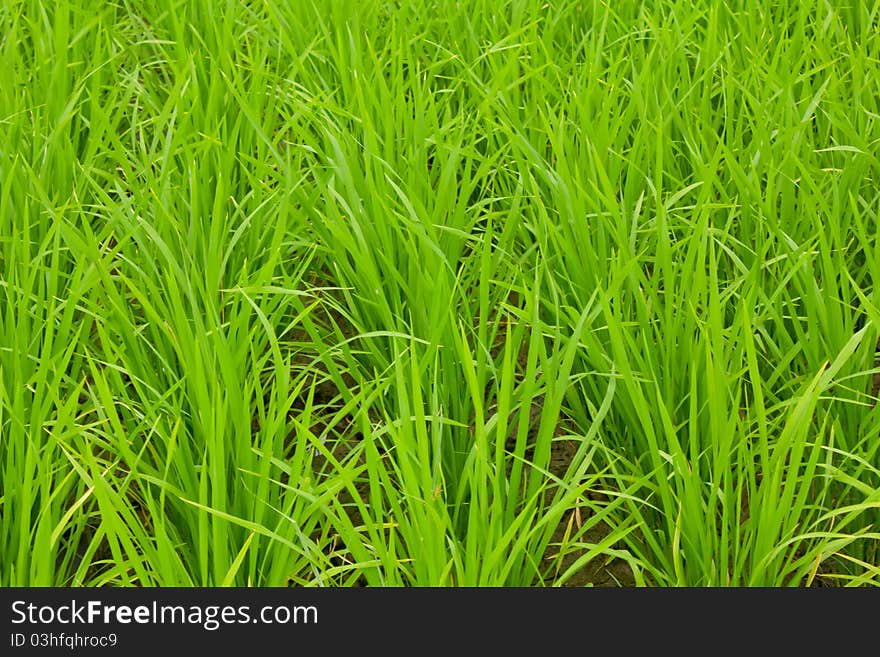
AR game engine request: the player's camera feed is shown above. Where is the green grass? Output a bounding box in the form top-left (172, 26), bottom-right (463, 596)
top-left (1, 0), bottom-right (878, 587)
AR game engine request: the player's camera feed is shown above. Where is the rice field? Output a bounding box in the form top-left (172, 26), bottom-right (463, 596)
top-left (1, 0), bottom-right (879, 587)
